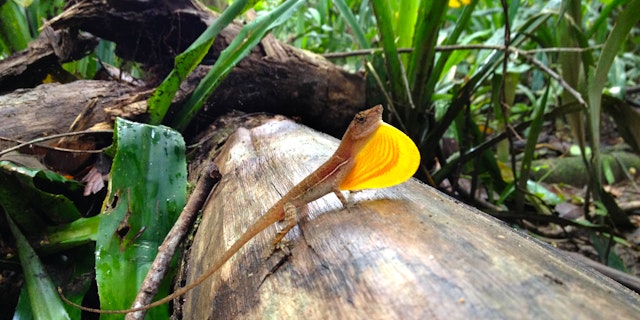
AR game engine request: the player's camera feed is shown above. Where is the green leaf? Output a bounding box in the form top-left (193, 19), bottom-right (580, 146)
top-left (371, 0), bottom-right (405, 108)
top-left (587, 0), bottom-right (640, 178)
top-left (585, 0), bottom-right (630, 39)
top-left (590, 232), bottom-right (627, 271)
top-left (516, 84), bottom-right (550, 211)
top-left (396, 0), bottom-right (418, 61)
top-left (95, 119), bottom-right (186, 318)
top-left (13, 245), bottom-right (95, 320)
top-left (423, 10), bottom-right (553, 164)
top-left (586, 0), bottom-right (639, 227)
top-left (430, 0), bottom-right (478, 88)
top-left (407, 0), bottom-right (447, 109)
top-left (43, 216), bottom-right (100, 255)
top-left (526, 180), bottom-right (562, 206)
top-left (333, 0), bottom-right (370, 49)
top-left (147, 0), bottom-right (252, 125)
top-left (6, 213), bottom-right (71, 320)
top-left (171, 0), bottom-right (306, 131)
top-left (0, 0), bottom-right (31, 54)
top-left (0, 161), bottom-right (83, 231)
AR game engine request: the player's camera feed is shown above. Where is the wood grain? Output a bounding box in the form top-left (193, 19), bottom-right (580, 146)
top-left (183, 119), bottom-right (640, 319)
top-left (0, 80), bottom-right (131, 147)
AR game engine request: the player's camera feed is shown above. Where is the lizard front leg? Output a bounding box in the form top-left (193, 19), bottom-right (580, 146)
top-left (334, 187), bottom-right (348, 207)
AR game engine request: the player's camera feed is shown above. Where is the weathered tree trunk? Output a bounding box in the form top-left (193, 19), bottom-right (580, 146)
top-left (183, 118), bottom-right (640, 319)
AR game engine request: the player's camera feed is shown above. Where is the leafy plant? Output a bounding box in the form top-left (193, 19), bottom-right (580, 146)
top-left (302, 0), bottom-right (640, 243)
top-left (2, 120), bottom-right (187, 319)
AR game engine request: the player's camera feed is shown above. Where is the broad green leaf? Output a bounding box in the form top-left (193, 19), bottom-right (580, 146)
top-left (95, 119), bottom-right (186, 319)
top-left (0, 161), bottom-right (83, 231)
top-left (526, 180), bottom-right (562, 206)
top-left (43, 216), bottom-right (100, 255)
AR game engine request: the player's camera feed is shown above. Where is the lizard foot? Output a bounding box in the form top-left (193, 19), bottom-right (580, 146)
top-left (264, 237), bottom-right (292, 259)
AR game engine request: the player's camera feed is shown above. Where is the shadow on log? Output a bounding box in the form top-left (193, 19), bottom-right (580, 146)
top-left (182, 118), bottom-right (640, 319)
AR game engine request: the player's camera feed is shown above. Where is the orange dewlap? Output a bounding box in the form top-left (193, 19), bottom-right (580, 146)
top-left (339, 122), bottom-right (420, 191)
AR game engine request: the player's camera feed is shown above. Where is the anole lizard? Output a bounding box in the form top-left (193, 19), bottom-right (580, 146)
top-left (64, 104), bottom-right (420, 314)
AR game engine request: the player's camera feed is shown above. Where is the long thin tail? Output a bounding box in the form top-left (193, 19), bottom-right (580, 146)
top-left (59, 212), bottom-right (277, 314)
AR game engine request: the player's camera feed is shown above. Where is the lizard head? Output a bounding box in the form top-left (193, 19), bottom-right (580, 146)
top-left (344, 105), bottom-right (383, 141)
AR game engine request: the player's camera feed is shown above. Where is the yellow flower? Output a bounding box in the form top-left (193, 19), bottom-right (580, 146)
top-left (449, 0), bottom-right (470, 8)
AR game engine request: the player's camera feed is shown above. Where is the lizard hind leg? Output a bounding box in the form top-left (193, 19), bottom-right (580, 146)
top-left (271, 202), bottom-right (299, 247)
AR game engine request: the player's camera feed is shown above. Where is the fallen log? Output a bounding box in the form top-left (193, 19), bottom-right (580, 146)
top-left (43, 0), bottom-right (366, 136)
top-left (181, 117), bottom-right (640, 319)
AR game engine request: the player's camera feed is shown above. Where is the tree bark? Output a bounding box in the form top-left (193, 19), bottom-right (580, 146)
top-left (183, 117), bottom-right (640, 319)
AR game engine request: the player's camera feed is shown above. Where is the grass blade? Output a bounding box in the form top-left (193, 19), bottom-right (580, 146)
top-left (6, 213), bottom-right (71, 320)
top-left (147, 0), bottom-right (251, 125)
top-left (172, 0), bottom-right (305, 131)
top-left (587, 0), bottom-right (640, 227)
top-left (371, 0), bottom-right (405, 107)
top-left (396, 0), bottom-right (418, 66)
top-left (407, 0), bottom-right (447, 109)
top-left (333, 0), bottom-right (370, 49)
top-left (516, 84), bottom-right (549, 212)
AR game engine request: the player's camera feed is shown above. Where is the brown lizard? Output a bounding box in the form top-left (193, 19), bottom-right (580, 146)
top-left (63, 104), bottom-right (420, 314)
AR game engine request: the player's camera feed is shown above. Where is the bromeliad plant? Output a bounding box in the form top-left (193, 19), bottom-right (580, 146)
top-left (324, 0), bottom-right (640, 249)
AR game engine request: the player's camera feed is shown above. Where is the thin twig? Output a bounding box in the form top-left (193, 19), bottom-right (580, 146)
top-left (517, 52), bottom-right (587, 107)
top-left (325, 44), bottom-right (589, 109)
top-left (126, 162), bottom-right (220, 320)
top-left (0, 130), bottom-right (114, 157)
top-left (499, 0), bottom-right (521, 214)
top-left (365, 62), bottom-right (408, 132)
top-left (397, 52), bottom-right (416, 110)
top-left (321, 44), bottom-right (601, 59)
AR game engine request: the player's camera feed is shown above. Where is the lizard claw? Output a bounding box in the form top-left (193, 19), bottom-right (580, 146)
top-left (264, 237), bottom-right (291, 259)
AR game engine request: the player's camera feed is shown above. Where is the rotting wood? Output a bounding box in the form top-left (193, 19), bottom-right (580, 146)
top-left (182, 117), bottom-right (640, 319)
top-left (0, 80), bottom-right (133, 149)
top-left (0, 27), bottom-right (97, 93)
